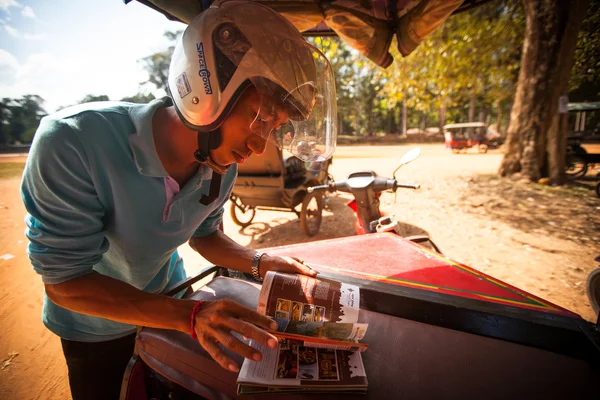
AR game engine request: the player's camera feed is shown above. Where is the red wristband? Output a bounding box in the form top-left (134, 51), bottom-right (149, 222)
top-left (189, 300), bottom-right (205, 339)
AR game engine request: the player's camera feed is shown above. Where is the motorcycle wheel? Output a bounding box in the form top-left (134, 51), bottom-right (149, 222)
top-left (586, 267), bottom-right (600, 315)
top-left (230, 202), bottom-right (256, 228)
top-left (565, 154), bottom-right (588, 180)
top-left (300, 192), bottom-right (323, 236)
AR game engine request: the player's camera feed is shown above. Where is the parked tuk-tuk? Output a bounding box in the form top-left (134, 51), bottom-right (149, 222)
top-left (229, 142), bottom-right (333, 237)
top-left (565, 102), bottom-right (600, 180)
top-left (443, 122), bottom-right (490, 153)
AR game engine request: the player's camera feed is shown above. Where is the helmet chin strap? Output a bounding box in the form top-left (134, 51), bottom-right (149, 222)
top-left (194, 130), bottom-right (227, 205)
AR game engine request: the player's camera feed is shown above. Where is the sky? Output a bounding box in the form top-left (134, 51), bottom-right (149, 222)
top-left (0, 0), bottom-right (184, 113)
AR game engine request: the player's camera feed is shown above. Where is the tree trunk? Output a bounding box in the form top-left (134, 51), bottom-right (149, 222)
top-left (496, 102), bottom-right (503, 133)
top-left (468, 89), bottom-right (476, 122)
top-left (390, 107), bottom-right (397, 134)
top-left (438, 98), bottom-right (447, 134)
top-left (468, 89), bottom-right (476, 137)
top-left (547, 110), bottom-right (569, 184)
top-left (367, 102), bottom-right (374, 137)
top-left (498, 0), bottom-right (589, 182)
top-left (401, 97), bottom-right (407, 137)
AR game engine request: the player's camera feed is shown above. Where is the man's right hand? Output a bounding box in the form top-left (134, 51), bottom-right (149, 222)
top-left (191, 298), bottom-right (279, 372)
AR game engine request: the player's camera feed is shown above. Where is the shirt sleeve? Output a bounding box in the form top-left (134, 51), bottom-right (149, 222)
top-left (192, 164), bottom-right (238, 237)
top-left (21, 116), bottom-right (109, 284)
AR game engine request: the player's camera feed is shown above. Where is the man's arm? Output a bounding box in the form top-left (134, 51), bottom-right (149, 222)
top-left (45, 272), bottom-right (279, 371)
top-left (23, 119), bottom-right (276, 371)
top-left (189, 230), bottom-right (318, 278)
top-left (44, 271), bottom-right (193, 332)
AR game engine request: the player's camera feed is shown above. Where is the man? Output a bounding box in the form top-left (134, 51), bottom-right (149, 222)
top-left (20, 1), bottom-right (337, 398)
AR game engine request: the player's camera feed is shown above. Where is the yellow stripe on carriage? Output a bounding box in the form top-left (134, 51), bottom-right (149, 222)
top-left (412, 245), bottom-right (559, 310)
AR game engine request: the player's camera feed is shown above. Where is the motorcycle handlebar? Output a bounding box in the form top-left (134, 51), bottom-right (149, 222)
top-left (307, 184), bottom-right (332, 194)
top-left (395, 182), bottom-right (420, 190)
top-left (307, 179), bottom-right (419, 194)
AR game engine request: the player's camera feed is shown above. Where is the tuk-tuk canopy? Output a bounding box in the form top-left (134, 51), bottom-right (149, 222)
top-left (125, 0), bottom-right (492, 68)
top-left (443, 122), bottom-right (487, 130)
top-left (567, 102), bottom-right (600, 112)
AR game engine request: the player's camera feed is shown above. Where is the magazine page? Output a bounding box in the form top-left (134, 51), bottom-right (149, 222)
top-left (257, 271), bottom-right (360, 323)
top-left (237, 338), bottom-right (368, 391)
top-left (271, 318), bottom-right (369, 352)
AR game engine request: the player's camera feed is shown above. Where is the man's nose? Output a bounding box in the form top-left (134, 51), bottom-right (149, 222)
top-left (248, 134), bottom-right (268, 155)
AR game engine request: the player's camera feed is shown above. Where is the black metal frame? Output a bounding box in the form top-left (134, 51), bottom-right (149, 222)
top-left (160, 264), bottom-right (600, 369)
top-left (310, 269), bottom-right (600, 368)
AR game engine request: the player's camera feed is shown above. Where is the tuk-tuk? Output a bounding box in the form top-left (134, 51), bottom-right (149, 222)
top-left (117, 1), bottom-right (600, 399)
top-left (229, 142), bottom-right (332, 237)
top-left (443, 122), bottom-right (490, 153)
top-left (565, 102), bottom-right (600, 179)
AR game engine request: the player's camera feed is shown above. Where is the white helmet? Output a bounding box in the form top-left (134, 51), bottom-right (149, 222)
top-left (167, 0), bottom-right (337, 164)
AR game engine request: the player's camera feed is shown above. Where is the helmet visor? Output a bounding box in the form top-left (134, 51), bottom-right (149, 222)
top-left (247, 47), bottom-right (337, 162)
top-left (211, 3), bottom-right (337, 161)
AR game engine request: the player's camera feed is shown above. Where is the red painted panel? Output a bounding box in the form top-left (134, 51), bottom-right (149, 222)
top-left (263, 233), bottom-right (578, 317)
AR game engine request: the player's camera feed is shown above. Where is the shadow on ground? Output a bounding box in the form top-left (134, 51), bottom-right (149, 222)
top-left (458, 175), bottom-right (600, 246)
top-left (230, 195), bottom-right (358, 249)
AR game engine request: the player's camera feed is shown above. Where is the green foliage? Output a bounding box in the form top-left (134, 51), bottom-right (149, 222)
top-left (382, 1), bottom-right (524, 130)
top-left (569, 0), bottom-right (600, 99)
top-left (141, 30), bottom-right (182, 91)
top-left (0, 95), bottom-right (47, 144)
top-left (120, 92), bottom-right (156, 103)
top-left (78, 94), bottom-right (110, 103)
top-left (306, 1), bottom-right (527, 136)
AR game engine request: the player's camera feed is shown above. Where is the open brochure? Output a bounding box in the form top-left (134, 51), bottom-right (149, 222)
top-left (237, 271), bottom-right (369, 395)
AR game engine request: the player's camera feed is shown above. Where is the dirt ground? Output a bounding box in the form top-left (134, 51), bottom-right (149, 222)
top-left (1, 145), bottom-right (599, 399)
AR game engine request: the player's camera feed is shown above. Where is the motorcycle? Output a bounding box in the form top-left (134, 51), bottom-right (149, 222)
top-left (586, 255), bottom-right (600, 318)
top-left (308, 147), bottom-right (442, 253)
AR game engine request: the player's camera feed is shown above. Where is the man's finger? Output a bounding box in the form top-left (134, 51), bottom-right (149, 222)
top-left (213, 328), bottom-right (265, 362)
top-left (200, 337), bottom-right (239, 372)
top-left (295, 262), bottom-right (318, 276)
top-left (221, 300), bottom-right (278, 331)
top-left (224, 318), bottom-right (278, 350)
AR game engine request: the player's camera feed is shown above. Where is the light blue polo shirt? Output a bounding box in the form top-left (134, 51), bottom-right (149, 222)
top-left (21, 97), bottom-right (237, 342)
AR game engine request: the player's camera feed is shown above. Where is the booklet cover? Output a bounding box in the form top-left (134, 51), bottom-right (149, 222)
top-left (237, 271), bottom-right (369, 395)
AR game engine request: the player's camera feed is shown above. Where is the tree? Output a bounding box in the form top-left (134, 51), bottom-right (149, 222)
top-left (141, 31), bottom-right (182, 92)
top-left (499, 0), bottom-right (590, 183)
top-left (380, 1), bottom-right (523, 136)
top-left (309, 37), bottom-right (359, 135)
top-left (569, 0), bottom-right (600, 101)
top-left (121, 93), bottom-right (156, 103)
top-left (0, 98), bottom-right (11, 145)
top-left (79, 94), bottom-right (110, 103)
top-left (3, 95), bottom-right (47, 143)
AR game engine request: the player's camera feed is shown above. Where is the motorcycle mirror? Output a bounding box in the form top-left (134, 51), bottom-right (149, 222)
top-left (400, 147), bottom-right (421, 165)
top-left (393, 147), bottom-right (421, 179)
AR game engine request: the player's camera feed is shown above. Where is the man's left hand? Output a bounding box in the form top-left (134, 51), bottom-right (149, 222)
top-left (259, 255), bottom-right (318, 278)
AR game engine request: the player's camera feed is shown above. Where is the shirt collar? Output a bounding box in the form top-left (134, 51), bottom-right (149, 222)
top-left (128, 96), bottom-right (173, 178)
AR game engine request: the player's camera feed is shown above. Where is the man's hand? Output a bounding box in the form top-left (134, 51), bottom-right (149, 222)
top-left (259, 255), bottom-right (318, 278)
top-left (192, 298), bottom-right (279, 372)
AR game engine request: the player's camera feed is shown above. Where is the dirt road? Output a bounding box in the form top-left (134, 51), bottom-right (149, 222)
top-left (1, 144), bottom-right (599, 399)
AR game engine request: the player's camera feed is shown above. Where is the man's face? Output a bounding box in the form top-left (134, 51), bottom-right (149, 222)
top-left (210, 87), bottom-right (290, 166)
